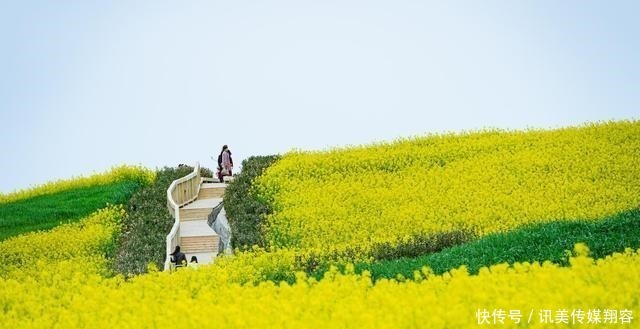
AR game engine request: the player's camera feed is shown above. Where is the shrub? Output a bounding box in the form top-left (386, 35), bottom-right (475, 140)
top-left (224, 155), bottom-right (280, 250)
top-left (370, 230), bottom-right (476, 261)
top-left (114, 165), bottom-right (201, 276)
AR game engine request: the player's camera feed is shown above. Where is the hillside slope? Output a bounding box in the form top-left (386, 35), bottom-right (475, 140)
top-left (0, 166), bottom-right (153, 241)
top-left (256, 120), bottom-right (640, 257)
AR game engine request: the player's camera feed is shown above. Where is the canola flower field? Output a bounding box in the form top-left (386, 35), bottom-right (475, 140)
top-left (0, 206), bottom-right (125, 280)
top-left (1, 120), bottom-right (639, 328)
top-left (256, 120), bottom-right (640, 256)
top-left (1, 220), bottom-right (639, 328)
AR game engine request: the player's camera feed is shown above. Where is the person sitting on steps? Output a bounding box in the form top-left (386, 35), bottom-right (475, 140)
top-left (170, 245), bottom-right (187, 268)
top-left (189, 256), bottom-right (199, 269)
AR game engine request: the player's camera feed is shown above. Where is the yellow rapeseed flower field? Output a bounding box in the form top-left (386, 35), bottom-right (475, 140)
top-left (0, 205), bottom-right (125, 279)
top-left (2, 121), bottom-right (638, 328)
top-left (256, 120), bottom-right (640, 253)
top-left (1, 241), bottom-right (638, 328)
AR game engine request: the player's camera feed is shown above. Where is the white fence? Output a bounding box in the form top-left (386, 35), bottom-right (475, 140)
top-left (165, 163), bottom-right (202, 270)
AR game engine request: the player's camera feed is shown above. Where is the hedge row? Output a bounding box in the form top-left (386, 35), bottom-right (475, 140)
top-left (224, 155), bottom-right (280, 250)
top-left (113, 166), bottom-right (212, 276)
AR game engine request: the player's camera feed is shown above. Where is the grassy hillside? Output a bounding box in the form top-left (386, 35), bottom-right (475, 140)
top-left (1, 204), bottom-right (639, 328)
top-left (0, 167), bottom-right (153, 241)
top-left (0, 164), bottom-right (212, 275)
top-left (255, 120), bottom-right (640, 259)
top-left (1, 121), bottom-right (640, 328)
top-left (0, 165), bottom-right (154, 204)
top-left (353, 207), bottom-right (640, 281)
top-left (0, 206), bottom-right (125, 278)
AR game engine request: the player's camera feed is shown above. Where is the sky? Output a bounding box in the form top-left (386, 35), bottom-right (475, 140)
top-left (1, 1), bottom-right (638, 193)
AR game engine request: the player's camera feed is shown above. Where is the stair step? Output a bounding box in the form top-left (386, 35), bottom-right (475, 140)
top-left (180, 220), bottom-right (216, 237)
top-left (185, 252), bottom-right (216, 265)
top-left (181, 235), bottom-right (220, 253)
top-left (198, 187), bottom-right (225, 199)
top-left (182, 246), bottom-right (218, 253)
top-left (180, 208), bottom-right (213, 220)
top-left (183, 246), bottom-right (216, 252)
top-left (202, 183), bottom-right (226, 188)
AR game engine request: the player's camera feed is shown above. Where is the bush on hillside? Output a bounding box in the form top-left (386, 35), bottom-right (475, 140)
top-left (370, 230), bottom-right (475, 261)
top-left (114, 165), bottom-right (206, 276)
top-left (224, 155), bottom-right (280, 250)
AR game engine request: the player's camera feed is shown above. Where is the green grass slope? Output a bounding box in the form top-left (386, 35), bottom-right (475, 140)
top-left (351, 207), bottom-right (640, 281)
top-left (221, 120), bottom-right (640, 284)
top-left (0, 181), bottom-right (144, 241)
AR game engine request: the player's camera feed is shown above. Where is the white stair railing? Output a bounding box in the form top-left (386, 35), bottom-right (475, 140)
top-left (165, 163), bottom-right (202, 270)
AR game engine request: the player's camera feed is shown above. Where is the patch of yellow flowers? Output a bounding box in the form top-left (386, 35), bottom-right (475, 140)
top-left (1, 232), bottom-right (639, 328)
top-left (0, 205), bottom-right (125, 279)
top-left (256, 120), bottom-right (640, 253)
top-left (0, 165), bottom-right (155, 204)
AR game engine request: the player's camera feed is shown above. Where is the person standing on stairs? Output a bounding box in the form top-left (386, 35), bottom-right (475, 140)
top-left (216, 147), bottom-right (224, 182)
top-left (218, 145), bottom-right (233, 182)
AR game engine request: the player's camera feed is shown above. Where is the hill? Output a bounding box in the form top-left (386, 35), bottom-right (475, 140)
top-left (1, 120), bottom-right (639, 328)
top-left (253, 120), bottom-right (640, 261)
top-left (0, 166), bottom-right (154, 241)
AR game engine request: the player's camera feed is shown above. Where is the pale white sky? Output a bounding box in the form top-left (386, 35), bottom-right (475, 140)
top-left (1, 1), bottom-right (639, 193)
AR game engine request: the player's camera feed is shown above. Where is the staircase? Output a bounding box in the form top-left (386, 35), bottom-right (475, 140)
top-left (165, 163), bottom-right (232, 270)
top-left (178, 183), bottom-right (226, 264)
